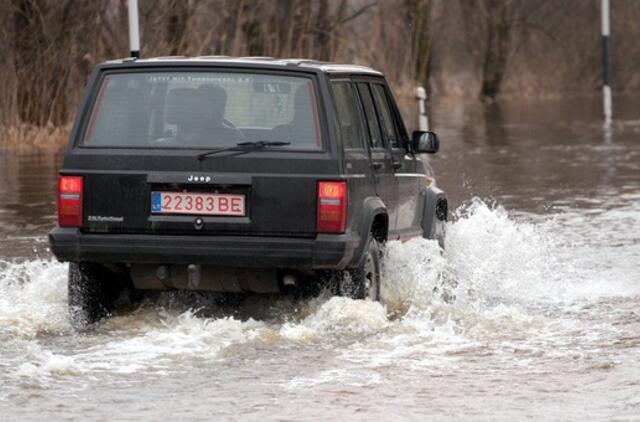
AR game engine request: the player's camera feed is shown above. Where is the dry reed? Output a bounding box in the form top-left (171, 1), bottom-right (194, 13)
top-left (0, 124), bottom-right (70, 153)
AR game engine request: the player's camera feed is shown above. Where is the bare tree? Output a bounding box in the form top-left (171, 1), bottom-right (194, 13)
top-left (2, 0), bottom-right (640, 150)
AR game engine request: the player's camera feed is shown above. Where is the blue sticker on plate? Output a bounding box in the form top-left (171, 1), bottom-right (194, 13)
top-left (151, 192), bottom-right (161, 212)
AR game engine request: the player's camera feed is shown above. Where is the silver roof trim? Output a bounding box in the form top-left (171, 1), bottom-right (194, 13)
top-left (103, 56), bottom-right (382, 76)
top-left (313, 64), bottom-right (382, 75)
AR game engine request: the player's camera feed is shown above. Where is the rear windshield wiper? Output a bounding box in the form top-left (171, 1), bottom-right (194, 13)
top-left (197, 141), bottom-right (291, 161)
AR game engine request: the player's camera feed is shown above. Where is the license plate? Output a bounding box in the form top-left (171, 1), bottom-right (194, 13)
top-left (151, 191), bottom-right (245, 216)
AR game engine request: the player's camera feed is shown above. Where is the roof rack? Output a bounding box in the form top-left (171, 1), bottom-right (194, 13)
top-left (144, 56), bottom-right (187, 61)
top-left (290, 59), bottom-right (322, 63)
top-left (236, 56), bottom-right (276, 61)
top-left (280, 58), bottom-right (325, 66)
top-left (105, 56), bottom-right (137, 63)
top-left (102, 56), bottom-right (382, 75)
top-left (194, 55), bottom-right (231, 60)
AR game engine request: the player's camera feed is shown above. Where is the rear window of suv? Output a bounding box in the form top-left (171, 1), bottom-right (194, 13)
top-left (83, 71), bottom-right (322, 150)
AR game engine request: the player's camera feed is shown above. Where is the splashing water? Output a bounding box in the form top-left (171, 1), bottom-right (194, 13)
top-left (0, 259), bottom-right (70, 339)
top-left (1, 199), bottom-right (639, 420)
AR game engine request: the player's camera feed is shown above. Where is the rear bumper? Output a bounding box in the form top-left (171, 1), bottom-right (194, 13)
top-left (48, 228), bottom-right (359, 270)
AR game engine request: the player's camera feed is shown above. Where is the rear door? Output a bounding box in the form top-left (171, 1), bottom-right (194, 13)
top-left (353, 82), bottom-right (398, 237)
top-left (329, 80), bottom-right (378, 233)
top-left (370, 82), bottom-right (423, 239)
top-left (71, 67), bottom-right (335, 238)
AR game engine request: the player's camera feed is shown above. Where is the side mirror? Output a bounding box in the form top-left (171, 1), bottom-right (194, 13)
top-left (412, 131), bottom-right (440, 154)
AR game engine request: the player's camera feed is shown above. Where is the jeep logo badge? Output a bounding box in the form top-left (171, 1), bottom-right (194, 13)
top-left (187, 175), bottom-right (211, 183)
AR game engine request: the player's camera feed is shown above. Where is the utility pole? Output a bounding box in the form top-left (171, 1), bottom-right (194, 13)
top-left (415, 86), bottom-right (429, 131)
top-left (601, 0), bottom-right (612, 126)
top-left (128, 0), bottom-right (141, 58)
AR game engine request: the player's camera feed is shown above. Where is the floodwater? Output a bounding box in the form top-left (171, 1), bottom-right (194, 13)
top-left (1, 96), bottom-right (639, 421)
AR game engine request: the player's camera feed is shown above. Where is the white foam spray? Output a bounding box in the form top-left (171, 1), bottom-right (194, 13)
top-left (1, 198), bottom-right (637, 384)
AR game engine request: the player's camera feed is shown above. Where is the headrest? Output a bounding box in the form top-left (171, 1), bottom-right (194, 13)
top-left (197, 84), bottom-right (227, 110)
top-left (165, 87), bottom-right (210, 127)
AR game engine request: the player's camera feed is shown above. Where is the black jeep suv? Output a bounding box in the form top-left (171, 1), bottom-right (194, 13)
top-left (49, 57), bottom-right (447, 327)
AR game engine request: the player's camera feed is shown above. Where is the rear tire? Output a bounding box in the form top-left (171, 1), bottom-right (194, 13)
top-left (341, 237), bottom-right (381, 301)
top-left (68, 262), bottom-right (127, 329)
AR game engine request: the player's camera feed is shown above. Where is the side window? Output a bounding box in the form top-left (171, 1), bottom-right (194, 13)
top-left (356, 83), bottom-right (383, 149)
top-left (371, 84), bottom-right (401, 149)
top-left (331, 82), bottom-right (364, 149)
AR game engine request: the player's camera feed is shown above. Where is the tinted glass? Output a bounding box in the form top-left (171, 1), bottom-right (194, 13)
top-left (331, 82), bottom-right (364, 149)
top-left (356, 83), bottom-right (383, 148)
top-left (83, 72), bottom-right (321, 149)
top-left (371, 84), bottom-right (400, 149)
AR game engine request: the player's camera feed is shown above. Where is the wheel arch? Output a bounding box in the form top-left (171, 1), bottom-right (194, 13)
top-left (349, 196), bottom-right (388, 267)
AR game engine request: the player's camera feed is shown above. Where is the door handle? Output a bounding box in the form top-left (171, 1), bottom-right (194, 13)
top-left (371, 162), bottom-right (383, 170)
top-left (392, 161), bottom-right (403, 170)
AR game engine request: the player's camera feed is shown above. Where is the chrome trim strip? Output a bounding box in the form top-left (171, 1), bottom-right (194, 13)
top-left (394, 173), bottom-right (427, 178)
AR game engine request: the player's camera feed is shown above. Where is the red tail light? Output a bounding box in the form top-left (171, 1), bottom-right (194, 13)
top-left (317, 181), bottom-right (347, 234)
top-left (58, 176), bottom-right (83, 227)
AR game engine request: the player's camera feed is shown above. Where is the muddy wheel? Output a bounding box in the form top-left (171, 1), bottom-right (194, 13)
top-left (342, 237), bottom-right (381, 301)
top-left (68, 262), bottom-right (126, 329)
